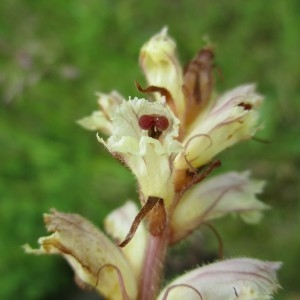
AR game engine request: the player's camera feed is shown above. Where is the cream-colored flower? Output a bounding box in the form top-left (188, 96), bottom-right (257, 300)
top-left (158, 258), bottom-right (281, 300)
top-left (170, 171), bottom-right (269, 243)
top-left (174, 84), bottom-right (263, 171)
top-left (98, 97), bottom-right (182, 207)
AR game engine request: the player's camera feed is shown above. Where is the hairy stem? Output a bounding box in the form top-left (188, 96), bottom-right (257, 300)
top-left (137, 227), bottom-right (169, 300)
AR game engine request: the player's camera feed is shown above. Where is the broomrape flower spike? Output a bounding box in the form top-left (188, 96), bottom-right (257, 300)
top-left (25, 27), bottom-right (282, 300)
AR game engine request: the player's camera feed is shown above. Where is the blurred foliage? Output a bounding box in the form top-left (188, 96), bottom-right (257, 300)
top-left (0, 0), bottom-right (299, 299)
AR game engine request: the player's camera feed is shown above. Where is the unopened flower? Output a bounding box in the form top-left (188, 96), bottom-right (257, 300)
top-left (139, 27), bottom-right (186, 118)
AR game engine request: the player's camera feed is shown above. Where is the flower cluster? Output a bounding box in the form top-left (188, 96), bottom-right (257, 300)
top-left (25, 28), bottom-right (281, 300)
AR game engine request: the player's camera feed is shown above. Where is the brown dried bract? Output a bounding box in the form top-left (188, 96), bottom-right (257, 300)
top-left (183, 47), bottom-right (215, 127)
top-left (148, 197), bottom-right (167, 236)
top-left (174, 159), bottom-right (221, 194)
top-left (119, 196), bottom-right (166, 248)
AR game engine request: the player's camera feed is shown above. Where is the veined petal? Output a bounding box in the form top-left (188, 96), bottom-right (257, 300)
top-left (24, 210), bottom-right (137, 300)
top-left (100, 97), bottom-right (183, 207)
top-left (191, 84), bottom-right (263, 131)
top-left (175, 84), bottom-right (263, 170)
top-left (158, 258), bottom-right (282, 300)
top-left (104, 201), bottom-right (147, 278)
top-left (77, 91), bottom-right (123, 135)
top-left (171, 171), bottom-right (269, 243)
top-left (139, 27), bottom-right (185, 118)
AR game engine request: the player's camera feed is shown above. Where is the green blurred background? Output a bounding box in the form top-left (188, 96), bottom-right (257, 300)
top-left (0, 0), bottom-right (299, 299)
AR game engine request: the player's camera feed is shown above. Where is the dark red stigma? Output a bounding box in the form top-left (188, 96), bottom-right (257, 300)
top-left (138, 114), bottom-right (169, 139)
top-left (138, 114), bottom-right (169, 131)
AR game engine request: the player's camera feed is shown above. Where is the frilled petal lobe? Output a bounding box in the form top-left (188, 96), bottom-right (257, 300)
top-left (140, 27), bottom-right (185, 119)
top-left (24, 210), bottom-right (137, 300)
top-left (104, 201), bottom-right (147, 278)
top-left (175, 84), bottom-right (263, 170)
top-left (77, 91), bottom-right (123, 135)
top-left (171, 171), bottom-right (269, 243)
top-left (158, 258), bottom-right (281, 300)
top-left (98, 97), bottom-right (183, 207)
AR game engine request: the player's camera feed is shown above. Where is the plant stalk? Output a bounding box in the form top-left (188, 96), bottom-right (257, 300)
top-left (137, 227), bottom-right (169, 300)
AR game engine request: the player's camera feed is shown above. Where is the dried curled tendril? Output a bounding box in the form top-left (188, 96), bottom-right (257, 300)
top-left (119, 196), bottom-right (165, 248)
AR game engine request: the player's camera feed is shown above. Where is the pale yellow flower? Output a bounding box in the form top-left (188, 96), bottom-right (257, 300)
top-left (97, 97), bottom-right (182, 207)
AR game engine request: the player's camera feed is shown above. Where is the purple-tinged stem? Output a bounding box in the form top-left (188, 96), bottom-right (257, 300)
top-left (137, 228), bottom-right (169, 300)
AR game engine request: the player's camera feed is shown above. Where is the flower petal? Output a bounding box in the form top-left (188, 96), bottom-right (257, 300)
top-left (104, 201), bottom-right (148, 278)
top-left (139, 27), bottom-right (185, 118)
top-left (158, 258), bottom-right (282, 300)
top-left (175, 84), bottom-right (263, 170)
top-left (171, 171), bottom-right (269, 243)
top-left (24, 209), bottom-right (137, 300)
top-left (77, 91), bottom-right (123, 135)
